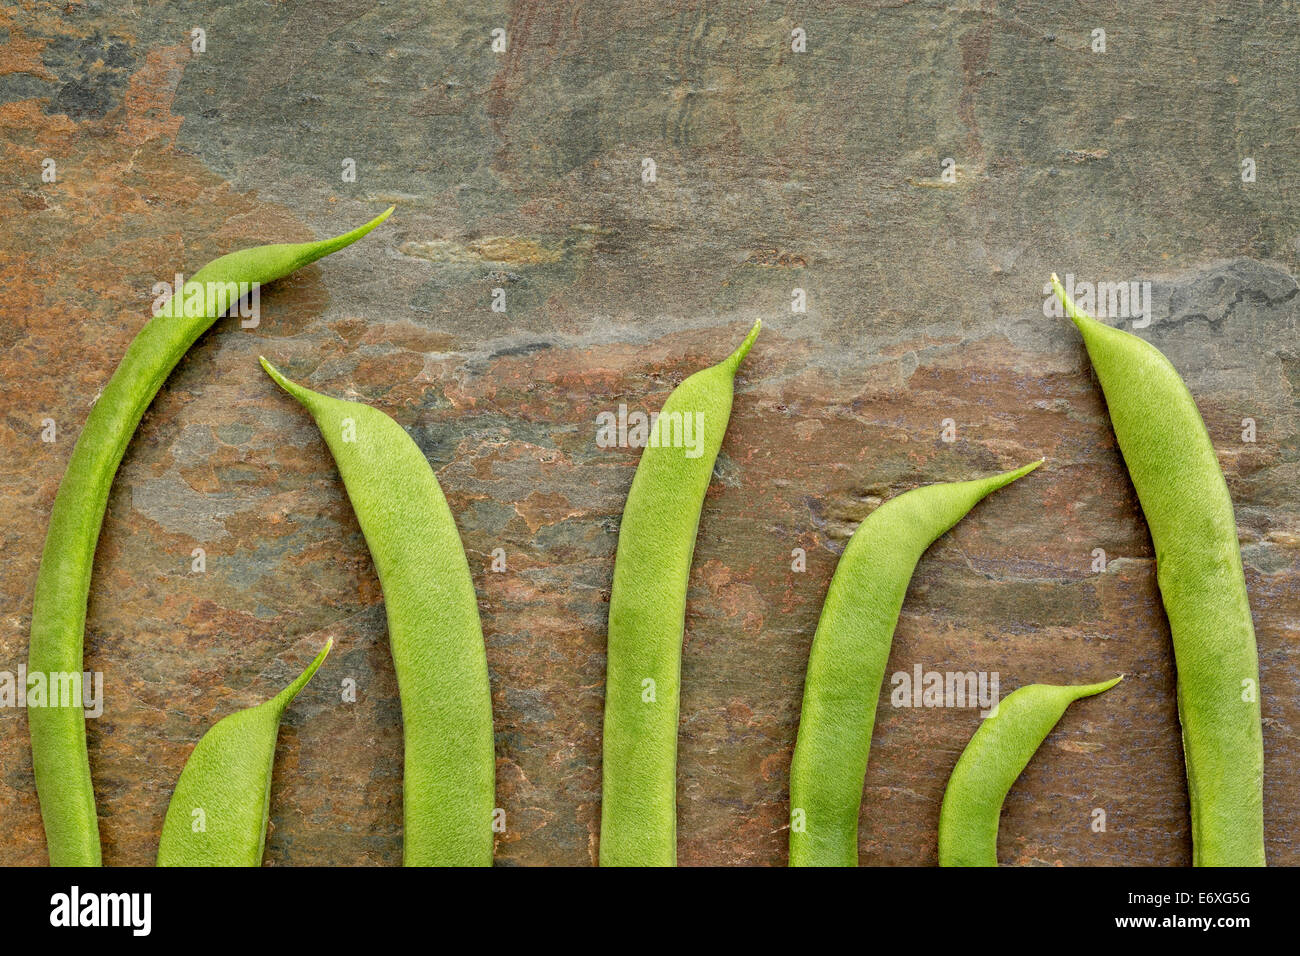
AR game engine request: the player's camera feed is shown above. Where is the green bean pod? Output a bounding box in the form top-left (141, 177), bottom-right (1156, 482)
top-left (28, 208), bottom-right (393, 867)
top-left (600, 320), bottom-right (761, 867)
top-left (1052, 274), bottom-right (1264, 867)
top-left (157, 640), bottom-right (332, 866)
top-left (260, 359), bottom-right (494, 867)
top-left (788, 461), bottom-right (1042, 867)
top-left (937, 676), bottom-right (1122, 867)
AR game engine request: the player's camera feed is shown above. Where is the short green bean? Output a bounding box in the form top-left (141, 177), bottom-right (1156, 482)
top-left (28, 208), bottom-right (393, 866)
top-left (788, 461), bottom-right (1041, 867)
top-left (600, 321), bottom-right (760, 867)
top-left (1052, 274), bottom-right (1264, 867)
top-left (938, 676), bottom-right (1122, 867)
top-left (261, 359), bottom-right (495, 867)
top-left (156, 640), bottom-right (331, 866)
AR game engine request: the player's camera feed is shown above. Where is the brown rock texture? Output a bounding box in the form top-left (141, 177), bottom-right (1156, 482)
top-left (0, 1), bottom-right (1295, 866)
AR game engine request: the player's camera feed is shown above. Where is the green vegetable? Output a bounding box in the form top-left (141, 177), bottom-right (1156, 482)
top-left (28, 208), bottom-right (393, 867)
top-left (1052, 274), bottom-right (1264, 866)
top-left (938, 676), bottom-right (1122, 866)
top-left (261, 359), bottom-right (494, 867)
top-left (599, 321), bottom-right (760, 867)
top-left (788, 461), bottom-right (1042, 867)
top-left (157, 640), bottom-right (332, 867)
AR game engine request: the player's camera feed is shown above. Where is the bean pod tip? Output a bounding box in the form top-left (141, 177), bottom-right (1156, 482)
top-left (988, 457), bottom-right (1044, 491)
top-left (1078, 674), bottom-right (1123, 697)
top-left (1012, 457), bottom-right (1044, 479)
top-left (722, 319), bottom-right (762, 375)
top-left (355, 204), bottom-right (396, 236)
top-left (259, 356), bottom-right (315, 407)
top-left (1049, 272), bottom-right (1096, 331)
top-left (272, 637), bottom-right (333, 713)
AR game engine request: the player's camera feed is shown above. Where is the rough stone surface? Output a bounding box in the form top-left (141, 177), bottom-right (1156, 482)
top-left (0, 1), bottom-right (1295, 866)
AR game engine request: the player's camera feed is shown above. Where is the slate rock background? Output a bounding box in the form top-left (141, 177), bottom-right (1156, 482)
top-left (0, 1), bottom-right (1295, 866)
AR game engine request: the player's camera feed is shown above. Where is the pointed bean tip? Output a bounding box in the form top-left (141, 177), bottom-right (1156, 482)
top-left (1050, 273), bottom-right (1096, 332)
top-left (259, 358), bottom-right (318, 409)
top-left (351, 205), bottom-right (394, 239)
top-left (723, 319), bottom-right (762, 373)
top-left (274, 640), bottom-right (333, 712)
top-left (1080, 675), bottom-right (1123, 698)
top-left (1002, 458), bottom-right (1042, 483)
top-left (259, 356), bottom-right (289, 389)
top-left (318, 205), bottom-right (395, 256)
top-left (310, 638), bottom-right (333, 670)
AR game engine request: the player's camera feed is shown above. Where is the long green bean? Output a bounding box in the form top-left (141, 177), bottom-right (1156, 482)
top-left (1052, 273), bottom-right (1264, 866)
top-left (789, 461), bottom-right (1041, 866)
top-left (28, 208), bottom-right (393, 866)
top-left (600, 321), bottom-right (760, 867)
top-left (261, 359), bottom-right (494, 866)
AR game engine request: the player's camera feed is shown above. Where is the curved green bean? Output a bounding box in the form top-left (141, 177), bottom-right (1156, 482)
top-left (29, 208), bottom-right (393, 867)
top-left (938, 676), bottom-right (1121, 866)
top-left (788, 461), bottom-right (1042, 867)
top-left (157, 640), bottom-right (332, 867)
top-left (1052, 274), bottom-right (1264, 867)
top-left (260, 359), bottom-right (494, 867)
top-left (600, 320), bottom-right (760, 867)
